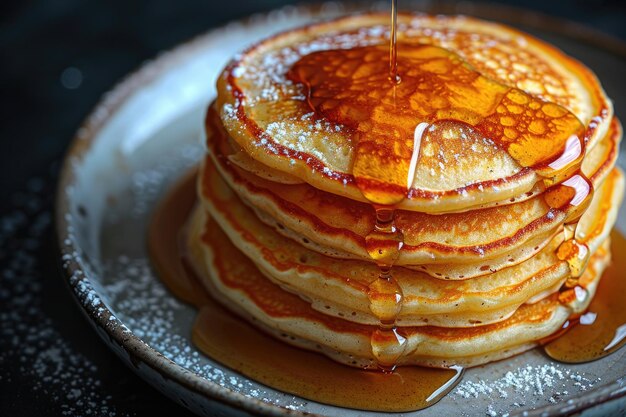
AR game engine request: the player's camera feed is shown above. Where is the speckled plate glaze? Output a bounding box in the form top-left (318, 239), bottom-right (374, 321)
top-left (56, 3), bottom-right (626, 416)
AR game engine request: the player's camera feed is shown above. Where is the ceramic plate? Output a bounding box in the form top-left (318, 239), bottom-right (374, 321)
top-left (56, 3), bottom-right (626, 416)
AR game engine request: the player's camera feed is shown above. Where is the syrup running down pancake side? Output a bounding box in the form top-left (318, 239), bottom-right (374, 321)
top-left (543, 232), bottom-right (626, 362)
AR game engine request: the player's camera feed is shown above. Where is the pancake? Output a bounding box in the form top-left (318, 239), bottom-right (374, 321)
top-left (186, 207), bottom-right (611, 368)
top-left (205, 106), bottom-right (621, 278)
top-left (198, 152), bottom-right (624, 327)
top-left (187, 11), bottom-right (624, 373)
top-left (215, 13), bottom-right (612, 213)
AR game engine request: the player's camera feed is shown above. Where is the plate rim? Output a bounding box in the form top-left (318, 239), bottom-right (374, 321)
top-left (54, 3), bottom-right (626, 417)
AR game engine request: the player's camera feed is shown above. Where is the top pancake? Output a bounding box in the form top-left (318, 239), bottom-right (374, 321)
top-left (216, 13), bottom-right (612, 212)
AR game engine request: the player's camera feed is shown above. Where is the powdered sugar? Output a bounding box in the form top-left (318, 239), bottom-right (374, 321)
top-left (452, 362), bottom-right (600, 416)
top-left (0, 177), bottom-right (124, 417)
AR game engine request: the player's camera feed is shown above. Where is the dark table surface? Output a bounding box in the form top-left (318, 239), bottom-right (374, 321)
top-left (1, 1), bottom-right (625, 416)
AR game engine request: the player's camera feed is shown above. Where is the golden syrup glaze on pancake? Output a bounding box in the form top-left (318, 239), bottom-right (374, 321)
top-left (148, 171), bottom-right (624, 412)
top-left (205, 107), bottom-right (622, 278)
top-left (198, 154), bottom-right (624, 327)
top-left (217, 13), bottom-right (612, 213)
top-left (287, 44), bottom-right (586, 201)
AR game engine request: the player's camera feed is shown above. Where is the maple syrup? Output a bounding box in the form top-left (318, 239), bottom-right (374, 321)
top-left (147, 169), bottom-right (210, 307)
top-left (364, 206), bottom-right (407, 370)
top-left (543, 231), bottom-right (626, 363)
top-left (288, 45), bottom-right (588, 197)
top-left (148, 172), bottom-right (464, 412)
top-left (388, 0), bottom-right (399, 84)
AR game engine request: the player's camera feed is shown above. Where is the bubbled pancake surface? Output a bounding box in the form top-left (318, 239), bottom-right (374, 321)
top-left (215, 13), bottom-right (612, 212)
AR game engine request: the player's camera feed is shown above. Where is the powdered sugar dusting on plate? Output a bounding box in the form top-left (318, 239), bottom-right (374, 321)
top-left (0, 177), bottom-right (125, 417)
top-left (452, 362), bottom-right (600, 416)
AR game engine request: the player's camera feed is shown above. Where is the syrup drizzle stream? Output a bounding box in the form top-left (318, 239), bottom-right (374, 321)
top-left (388, 0), bottom-right (399, 84)
top-left (364, 0), bottom-right (409, 372)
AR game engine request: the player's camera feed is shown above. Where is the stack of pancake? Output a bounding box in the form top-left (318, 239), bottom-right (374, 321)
top-left (187, 13), bottom-right (624, 368)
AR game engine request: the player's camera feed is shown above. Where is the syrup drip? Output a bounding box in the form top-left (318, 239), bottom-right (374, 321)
top-left (148, 172), bottom-right (465, 412)
top-left (545, 173), bottom-right (594, 293)
top-left (363, 0), bottom-right (409, 372)
top-left (544, 231), bottom-right (626, 362)
top-left (365, 206), bottom-right (407, 370)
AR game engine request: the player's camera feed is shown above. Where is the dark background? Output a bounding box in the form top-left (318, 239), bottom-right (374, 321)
top-left (1, 1), bottom-right (625, 416)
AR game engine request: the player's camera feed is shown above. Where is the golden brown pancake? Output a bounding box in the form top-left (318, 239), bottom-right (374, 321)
top-left (215, 13), bottom-right (612, 213)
